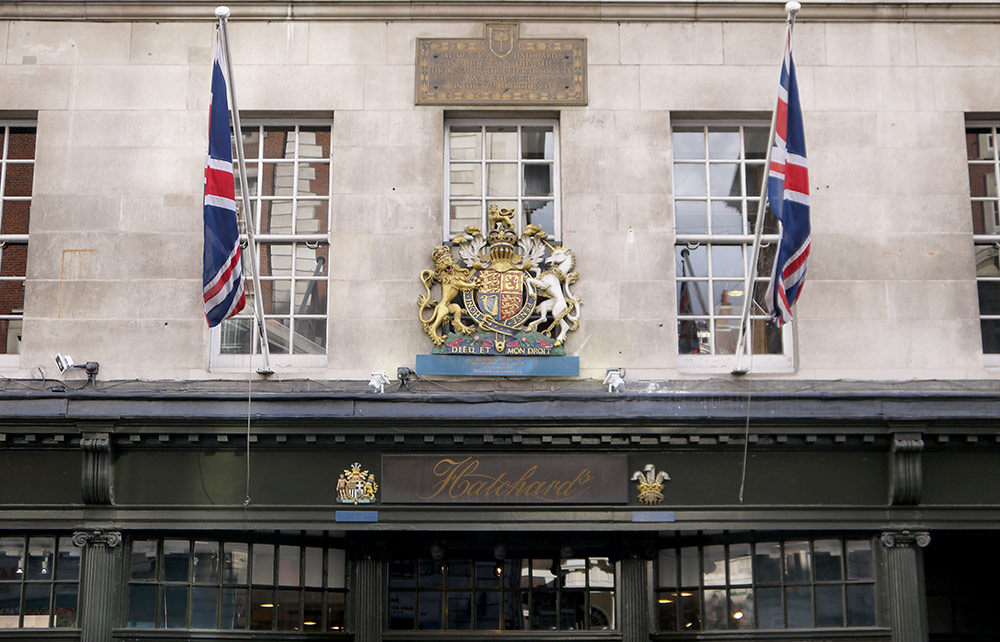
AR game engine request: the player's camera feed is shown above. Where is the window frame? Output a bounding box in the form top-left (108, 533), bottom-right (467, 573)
top-left (0, 534), bottom-right (81, 629)
top-left (672, 119), bottom-right (794, 374)
top-left (209, 119), bottom-right (332, 371)
top-left (0, 121), bottom-right (35, 369)
top-left (443, 117), bottom-right (561, 243)
top-left (965, 120), bottom-right (1000, 366)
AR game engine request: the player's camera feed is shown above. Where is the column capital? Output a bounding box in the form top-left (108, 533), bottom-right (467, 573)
top-left (880, 529), bottom-right (930, 549)
top-left (72, 529), bottom-right (122, 548)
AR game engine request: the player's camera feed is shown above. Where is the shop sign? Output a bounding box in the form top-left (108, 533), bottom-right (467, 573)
top-left (381, 454), bottom-right (627, 504)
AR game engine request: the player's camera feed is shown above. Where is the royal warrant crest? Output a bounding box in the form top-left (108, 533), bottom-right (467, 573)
top-left (418, 204), bottom-right (581, 356)
top-left (631, 464), bottom-right (670, 505)
top-left (336, 463), bottom-right (378, 505)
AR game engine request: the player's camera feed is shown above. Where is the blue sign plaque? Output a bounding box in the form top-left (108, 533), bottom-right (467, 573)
top-left (416, 354), bottom-right (579, 377)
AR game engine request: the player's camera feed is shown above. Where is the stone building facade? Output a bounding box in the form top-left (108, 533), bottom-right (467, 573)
top-left (0, 2), bottom-right (997, 641)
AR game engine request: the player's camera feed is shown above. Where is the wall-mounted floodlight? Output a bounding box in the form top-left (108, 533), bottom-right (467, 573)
top-left (54, 354), bottom-right (100, 377)
top-left (369, 372), bottom-right (390, 394)
top-left (603, 368), bottom-right (626, 393)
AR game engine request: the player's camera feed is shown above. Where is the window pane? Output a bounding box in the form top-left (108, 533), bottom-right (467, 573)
top-left (475, 590), bottom-right (500, 629)
top-left (162, 541), bottom-right (189, 582)
top-left (680, 547), bottom-right (700, 587)
top-left (729, 544), bottom-right (752, 585)
top-left (250, 588), bottom-right (274, 630)
top-left (523, 199), bottom-right (554, 237)
top-left (846, 540), bottom-right (873, 580)
top-left (128, 585), bottom-right (156, 628)
top-left (709, 163), bottom-right (741, 197)
top-left (295, 200), bottom-right (327, 235)
top-left (786, 586), bottom-right (813, 628)
top-left (784, 541), bottom-right (811, 583)
top-left (713, 319), bottom-right (740, 354)
top-left (304, 548), bottom-right (322, 588)
top-left (278, 546), bottom-right (300, 586)
top-left (275, 588), bottom-right (299, 630)
top-left (704, 588), bottom-right (727, 629)
top-left (388, 590), bottom-right (413, 629)
top-left (450, 127), bottom-right (482, 160)
top-left (163, 586), bottom-right (188, 629)
top-left (56, 538), bottom-right (79, 581)
top-left (297, 162), bottom-right (329, 197)
top-left (27, 537), bottom-right (54, 580)
top-left (755, 586), bottom-right (783, 629)
top-left (715, 280), bottom-right (745, 316)
top-left (531, 559), bottom-right (557, 589)
top-left (261, 127), bottom-right (294, 159)
top-left (982, 319), bottom-right (1000, 353)
top-left (746, 162), bottom-right (765, 195)
top-left (194, 541), bottom-right (219, 584)
top-left (978, 281), bottom-right (1000, 315)
top-left (0, 200), bottom-right (30, 235)
top-left (816, 584), bottom-right (844, 627)
top-left (967, 127), bottom-right (994, 161)
top-left (673, 127), bottom-right (705, 160)
top-left (745, 127), bottom-right (769, 159)
top-left (658, 550), bottom-right (678, 588)
top-left (678, 318), bottom-right (708, 355)
top-left (297, 127), bottom-right (330, 159)
top-left (252, 545), bottom-right (274, 585)
top-left (303, 590), bottom-right (322, 631)
top-left (523, 164), bottom-right (553, 196)
top-left (450, 201), bottom-right (481, 237)
top-left (589, 558), bottom-right (614, 589)
top-left (418, 559), bottom-right (442, 588)
top-left (814, 540), bottom-right (843, 581)
top-left (711, 200), bottom-right (744, 234)
top-left (450, 163), bottom-right (482, 197)
top-left (755, 543), bottom-right (781, 584)
top-left (674, 164), bottom-right (707, 197)
top-left (220, 587), bottom-right (248, 629)
top-left (522, 127), bottom-right (554, 160)
top-left (708, 128), bottom-right (740, 159)
top-left (53, 584), bottom-right (77, 628)
top-left (327, 549), bottom-right (346, 589)
top-left (447, 591), bottom-right (472, 629)
top-left (730, 587), bottom-right (754, 629)
top-left (223, 543), bottom-right (248, 584)
top-left (417, 591), bottom-right (442, 630)
top-left (504, 589), bottom-right (524, 630)
top-left (8, 128), bottom-right (36, 160)
top-left (562, 558), bottom-right (587, 589)
top-left (258, 199), bottom-right (293, 234)
top-left (485, 127), bottom-right (517, 160)
top-left (22, 583), bottom-right (50, 628)
top-left (327, 591), bottom-right (346, 630)
top-left (4, 163), bottom-right (33, 197)
top-left (561, 589), bottom-right (585, 630)
top-left (475, 561), bottom-right (500, 589)
top-left (530, 591), bottom-right (557, 630)
top-left (448, 560), bottom-right (472, 589)
top-left (486, 163), bottom-right (517, 197)
top-left (591, 588), bottom-right (615, 629)
top-left (675, 200), bottom-right (707, 234)
top-left (703, 546), bottom-right (726, 586)
top-left (846, 584), bottom-right (876, 626)
top-left (677, 245), bottom-right (707, 278)
top-left (259, 163), bottom-right (295, 197)
top-left (751, 318), bottom-right (783, 355)
top-left (191, 586), bottom-right (218, 629)
top-left (680, 590), bottom-right (701, 630)
top-left (711, 245), bottom-right (745, 278)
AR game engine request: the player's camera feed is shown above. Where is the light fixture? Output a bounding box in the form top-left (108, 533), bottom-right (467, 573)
top-left (397, 366), bottom-right (415, 383)
top-left (259, 603), bottom-right (274, 608)
top-left (603, 368), bottom-right (626, 393)
top-left (54, 354), bottom-right (100, 378)
top-left (657, 598), bottom-right (674, 604)
top-left (733, 610), bottom-right (744, 620)
top-left (303, 621), bottom-right (317, 626)
top-left (368, 372), bottom-right (389, 393)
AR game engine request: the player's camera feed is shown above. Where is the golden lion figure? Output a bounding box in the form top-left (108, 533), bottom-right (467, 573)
top-left (418, 246), bottom-right (480, 345)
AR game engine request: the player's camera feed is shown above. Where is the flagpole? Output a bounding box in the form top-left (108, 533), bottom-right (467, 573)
top-left (216, 6), bottom-right (272, 375)
top-left (731, 0), bottom-right (800, 375)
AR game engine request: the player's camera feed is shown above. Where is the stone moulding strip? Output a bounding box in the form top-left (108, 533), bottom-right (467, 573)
top-left (4, 1), bottom-right (1000, 22)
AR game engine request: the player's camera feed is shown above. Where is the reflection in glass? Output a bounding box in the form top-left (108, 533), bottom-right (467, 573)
top-left (677, 245), bottom-right (707, 277)
top-left (784, 541), bottom-right (811, 583)
top-left (485, 127), bottom-right (517, 160)
top-left (561, 590), bottom-right (585, 630)
top-left (713, 319), bottom-right (740, 354)
top-left (967, 127), bottom-right (994, 161)
top-left (163, 586), bottom-right (188, 629)
top-left (475, 590), bottom-right (500, 629)
top-left (303, 590), bottom-right (322, 631)
top-left (846, 540), bottom-right (873, 580)
top-left (418, 591), bottom-right (442, 630)
top-left (530, 560), bottom-right (556, 589)
top-left (522, 127), bottom-right (554, 159)
top-left (846, 584), bottom-right (875, 626)
top-left (711, 200), bottom-right (743, 234)
top-left (487, 164), bottom-right (518, 197)
top-left (524, 200), bottom-right (555, 237)
top-left (530, 591), bottom-right (557, 629)
top-left (223, 543), bottom-right (248, 584)
top-left (703, 546), bottom-right (726, 586)
top-left (730, 587), bottom-right (754, 629)
top-left (27, 538), bottom-right (54, 580)
top-left (191, 586), bottom-right (218, 629)
top-left (128, 585), bottom-right (155, 628)
top-left (56, 537), bottom-right (79, 581)
top-left (449, 560), bottom-right (472, 589)
top-left (22, 584), bottom-right (49, 627)
top-left (816, 584), bottom-right (844, 627)
top-left (261, 127), bottom-right (294, 159)
top-left (658, 550), bottom-right (678, 588)
top-left (278, 546), bottom-right (300, 586)
top-left (712, 245), bottom-right (745, 278)
top-left (680, 547), bottom-right (700, 587)
top-left (814, 540), bottom-right (843, 581)
top-left (194, 541), bottom-right (219, 584)
top-left (297, 163), bottom-right (329, 197)
top-left (131, 540), bottom-right (157, 580)
top-left (523, 164), bottom-right (553, 196)
top-left (729, 544), bottom-right (752, 585)
top-left (220, 588), bottom-right (248, 629)
top-left (756, 586), bottom-right (783, 629)
top-left (786, 586), bottom-right (813, 628)
top-left (678, 318), bottom-right (708, 355)
top-left (562, 559), bottom-right (587, 588)
top-left (755, 543), bottom-right (781, 584)
top-left (53, 584), bottom-right (77, 628)
top-left (709, 163), bottom-right (740, 197)
top-left (276, 588), bottom-right (298, 630)
top-left (680, 591), bottom-right (701, 630)
top-left (715, 280), bottom-right (745, 316)
top-left (304, 548), bottom-right (322, 588)
top-left (447, 592), bottom-right (472, 629)
top-left (674, 164), bottom-right (707, 197)
top-left (297, 127), bottom-right (331, 160)
top-left (163, 541), bottom-right (189, 582)
top-left (252, 545), bottom-right (274, 585)
top-left (708, 128), bottom-right (740, 159)
top-left (673, 127), bottom-right (705, 160)
top-left (450, 201), bottom-right (481, 236)
top-left (449, 164), bottom-right (482, 197)
top-left (249, 588), bottom-right (273, 630)
top-left (745, 127), bottom-right (769, 159)
top-left (675, 200), bottom-right (707, 234)
top-left (327, 549), bottom-right (346, 589)
top-left (327, 591), bottom-right (346, 630)
top-left (450, 128), bottom-right (482, 160)
top-left (704, 588), bottom-right (727, 629)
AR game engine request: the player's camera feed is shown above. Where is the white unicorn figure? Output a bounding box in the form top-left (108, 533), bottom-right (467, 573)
top-left (525, 247), bottom-right (582, 346)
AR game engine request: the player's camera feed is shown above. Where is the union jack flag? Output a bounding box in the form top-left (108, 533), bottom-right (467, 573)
top-left (765, 28), bottom-right (810, 327)
top-left (202, 33), bottom-right (246, 327)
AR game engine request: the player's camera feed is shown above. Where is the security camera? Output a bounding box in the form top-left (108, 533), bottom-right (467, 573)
top-left (54, 354), bottom-right (74, 374)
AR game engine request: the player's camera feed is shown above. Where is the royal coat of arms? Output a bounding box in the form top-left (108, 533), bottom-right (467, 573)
top-left (418, 205), bottom-right (581, 356)
top-left (336, 463), bottom-right (378, 505)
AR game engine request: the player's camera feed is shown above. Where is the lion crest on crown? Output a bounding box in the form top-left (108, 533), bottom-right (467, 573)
top-left (417, 204), bottom-right (581, 356)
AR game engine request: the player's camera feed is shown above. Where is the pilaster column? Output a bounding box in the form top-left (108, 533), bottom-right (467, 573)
top-left (619, 557), bottom-right (650, 642)
top-left (352, 557), bottom-right (384, 642)
top-left (880, 530), bottom-right (930, 642)
top-left (73, 529), bottom-right (124, 642)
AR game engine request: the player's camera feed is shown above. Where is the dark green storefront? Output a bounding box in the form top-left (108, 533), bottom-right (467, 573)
top-left (0, 381), bottom-right (997, 641)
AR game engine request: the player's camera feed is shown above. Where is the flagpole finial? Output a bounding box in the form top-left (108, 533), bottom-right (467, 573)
top-left (215, 5), bottom-right (231, 18)
top-left (784, 1), bottom-right (801, 15)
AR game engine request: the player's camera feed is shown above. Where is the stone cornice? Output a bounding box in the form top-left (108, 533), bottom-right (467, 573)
top-left (3, 1), bottom-right (1000, 23)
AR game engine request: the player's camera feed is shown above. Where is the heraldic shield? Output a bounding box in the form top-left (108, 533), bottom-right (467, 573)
top-left (417, 204), bottom-right (581, 356)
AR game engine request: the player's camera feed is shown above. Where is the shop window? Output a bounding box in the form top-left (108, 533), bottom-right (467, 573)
top-left (445, 119), bottom-right (560, 242)
top-left (672, 121), bottom-right (793, 373)
top-left (965, 123), bottom-right (1000, 362)
top-left (212, 122), bottom-right (331, 368)
top-left (0, 124), bottom-right (34, 363)
top-left (656, 537), bottom-right (875, 632)
top-left (126, 538), bottom-right (346, 631)
top-left (389, 556), bottom-right (614, 631)
top-left (0, 535), bottom-right (80, 628)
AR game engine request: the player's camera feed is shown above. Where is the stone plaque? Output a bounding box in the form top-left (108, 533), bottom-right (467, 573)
top-left (382, 454), bottom-right (626, 504)
top-left (416, 24), bottom-right (587, 105)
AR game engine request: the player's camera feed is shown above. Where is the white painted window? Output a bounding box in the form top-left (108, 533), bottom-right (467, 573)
top-left (444, 119), bottom-right (560, 241)
top-left (965, 122), bottom-right (1000, 363)
top-left (0, 123), bottom-right (34, 367)
top-left (211, 121), bottom-right (331, 369)
top-left (672, 121), bottom-right (793, 373)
